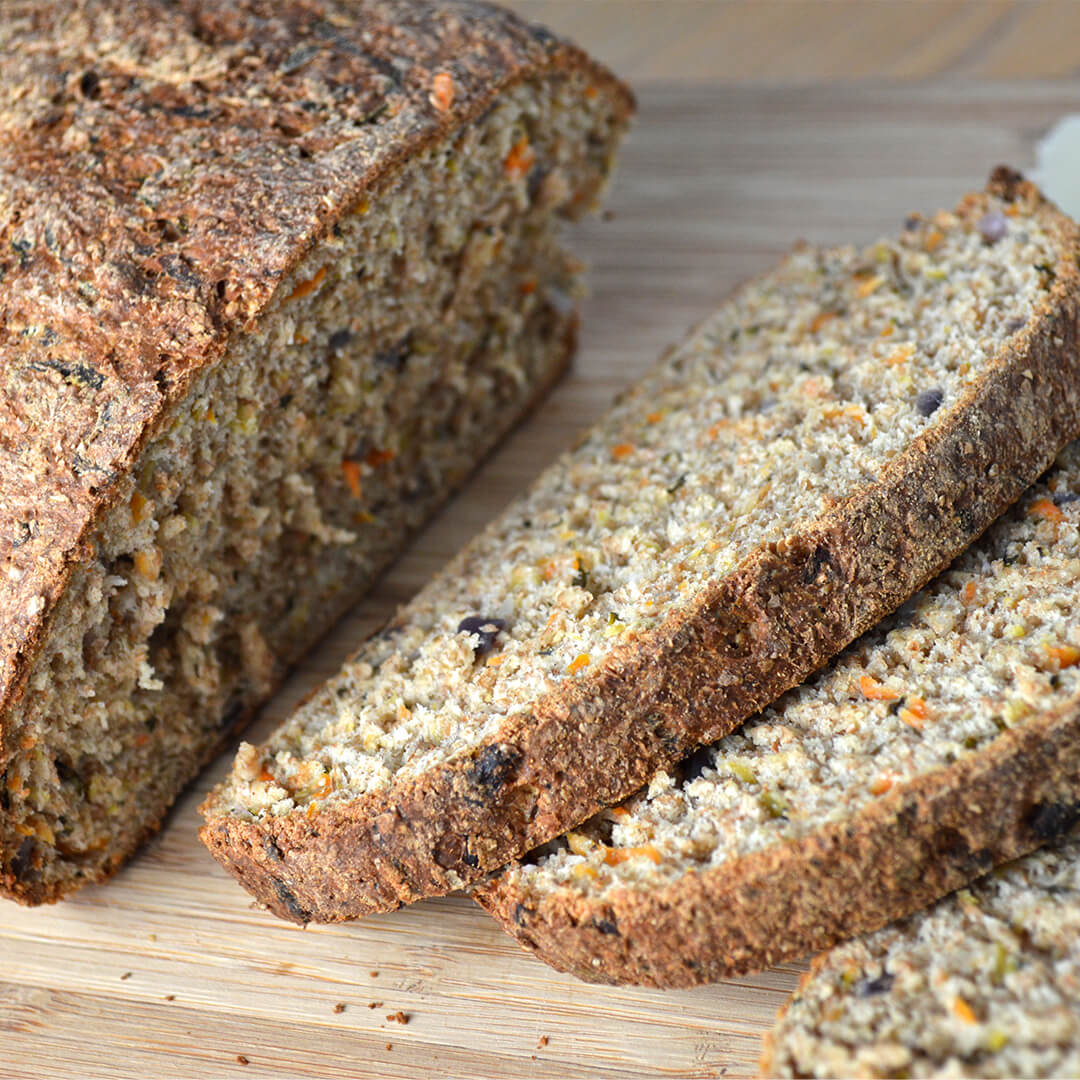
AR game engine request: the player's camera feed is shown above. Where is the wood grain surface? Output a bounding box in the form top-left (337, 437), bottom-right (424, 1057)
top-left (505, 1), bottom-right (1080, 84)
top-left (6, 79), bottom-right (1080, 1080)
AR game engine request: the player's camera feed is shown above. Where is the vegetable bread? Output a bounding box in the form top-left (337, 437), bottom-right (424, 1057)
top-left (761, 831), bottom-right (1080, 1078)
top-left (477, 442), bottom-right (1080, 986)
top-left (0, 0), bottom-right (632, 904)
top-left (203, 169), bottom-right (1080, 923)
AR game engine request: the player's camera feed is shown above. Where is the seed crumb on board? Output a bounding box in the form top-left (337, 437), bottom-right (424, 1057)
top-left (368, 1001), bottom-right (383, 1009)
top-left (164, 994), bottom-right (175, 1002)
top-left (236, 1055), bottom-right (249, 1066)
top-left (333, 1002), bottom-right (346, 1014)
top-left (369, 970), bottom-right (379, 977)
top-left (537, 1035), bottom-right (549, 1049)
top-left (385, 1043), bottom-right (392, 1051)
top-left (386, 1011), bottom-right (409, 1024)
top-left (120, 972), bottom-right (132, 981)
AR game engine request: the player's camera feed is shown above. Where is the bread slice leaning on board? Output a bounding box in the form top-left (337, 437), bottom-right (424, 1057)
top-left (761, 829), bottom-right (1080, 1078)
top-left (0, 0), bottom-right (632, 905)
top-left (477, 441), bottom-right (1080, 986)
top-left (202, 169), bottom-right (1080, 924)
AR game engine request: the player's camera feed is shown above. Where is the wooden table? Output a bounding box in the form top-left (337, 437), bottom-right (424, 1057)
top-left (7, 8), bottom-right (1080, 1077)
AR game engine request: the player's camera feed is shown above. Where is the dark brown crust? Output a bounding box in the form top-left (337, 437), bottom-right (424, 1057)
top-left (0, 0), bottom-right (631, 900)
top-left (202, 169), bottom-right (1080, 923)
top-left (479, 697), bottom-right (1080, 988)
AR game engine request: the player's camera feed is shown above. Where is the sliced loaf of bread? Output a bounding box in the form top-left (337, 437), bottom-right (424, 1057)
top-left (761, 832), bottom-right (1080, 1078)
top-left (202, 171), bottom-right (1080, 923)
top-left (0, 0), bottom-right (631, 904)
top-left (476, 442), bottom-right (1080, 985)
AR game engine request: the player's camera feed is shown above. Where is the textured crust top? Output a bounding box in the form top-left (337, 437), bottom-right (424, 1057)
top-left (0, 0), bottom-right (632, 766)
top-left (203, 170), bottom-right (1080, 924)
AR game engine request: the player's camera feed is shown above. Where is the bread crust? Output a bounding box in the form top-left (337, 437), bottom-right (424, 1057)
top-left (0, 0), bottom-right (631, 884)
top-left (480, 698), bottom-right (1080, 988)
top-left (202, 170), bottom-right (1080, 923)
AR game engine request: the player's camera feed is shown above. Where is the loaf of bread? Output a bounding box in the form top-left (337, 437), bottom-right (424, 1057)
top-left (477, 442), bottom-right (1080, 986)
top-left (0, 0), bottom-right (631, 904)
top-left (762, 832), bottom-right (1080, 1078)
top-left (202, 170), bottom-right (1080, 923)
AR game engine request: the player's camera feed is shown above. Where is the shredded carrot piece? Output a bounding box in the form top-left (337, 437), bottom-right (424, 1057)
top-left (504, 136), bottom-right (535, 181)
top-left (860, 675), bottom-right (901, 702)
top-left (315, 773), bottom-right (333, 797)
top-left (567, 653), bottom-right (591, 675)
top-left (609, 806), bottom-right (631, 820)
top-left (135, 733), bottom-right (149, 748)
top-left (809, 310), bottom-right (836, 333)
top-left (879, 323), bottom-right (894, 338)
top-left (258, 769), bottom-right (274, 783)
top-left (924, 228), bottom-right (944, 253)
top-left (870, 775), bottom-right (894, 796)
top-left (855, 274), bottom-right (884, 298)
top-left (604, 844), bottom-right (662, 866)
top-left (342, 460), bottom-right (363, 498)
top-left (899, 708), bottom-right (925, 732)
top-left (1045, 643), bottom-right (1080, 668)
top-left (885, 344), bottom-right (914, 366)
top-left (130, 491), bottom-right (152, 524)
top-left (429, 71), bottom-right (455, 113)
top-left (611, 442), bottom-right (634, 460)
top-left (518, 277), bottom-right (538, 296)
top-left (1029, 497), bottom-right (1063, 523)
top-left (584, 85), bottom-right (599, 100)
top-left (365, 447), bottom-right (395, 468)
top-left (646, 411), bottom-right (665, 424)
top-left (962, 580), bottom-right (977, 605)
top-left (542, 560), bottom-right (560, 582)
top-left (485, 654), bottom-right (504, 668)
top-left (286, 265), bottom-right (327, 302)
top-left (1005, 203), bottom-right (1021, 217)
top-left (953, 997), bottom-right (977, 1024)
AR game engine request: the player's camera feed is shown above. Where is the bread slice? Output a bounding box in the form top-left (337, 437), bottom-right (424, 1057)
top-left (201, 170), bottom-right (1080, 924)
top-left (476, 441), bottom-right (1080, 986)
top-left (761, 832), bottom-right (1080, 1078)
top-left (0, 0), bottom-right (631, 904)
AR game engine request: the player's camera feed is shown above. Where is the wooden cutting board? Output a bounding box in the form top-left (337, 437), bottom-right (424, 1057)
top-left (4, 82), bottom-right (1078, 1080)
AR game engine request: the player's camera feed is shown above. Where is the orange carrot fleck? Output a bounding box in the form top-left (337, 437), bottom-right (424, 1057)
top-left (611, 442), bottom-right (634, 461)
top-left (879, 323), bottom-right (894, 338)
top-left (809, 310), bottom-right (837, 333)
top-left (135, 733), bottom-right (149, 748)
top-left (924, 228), bottom-right (944, 253)
top-left (962, 580), bottom-right (977, 605)
top-left (342, 460), bottom-right (363, 498)
top-left (258, 769), bottom-right (275, 783)
top-left (953, 997), bottom-right (977, 1024)
top-left (584, 85), bottom-right (599, 100)
top-left (504, 136), bottom-right (535, 181)
top-left (429, 71), bottom-right (454, 113)
top-left (286, 265), bottom-right (327, 302)
top-left (567, 653), bottom-right (591, 675)
top-left (1030, 497), bottom-right (1063, 523)
top-left (859, 674), bottom-right (902, 701)
top-left (1045, 643), bottom-right (1080, 668)
top-left (365, 447), bottom-right (395, 468)
top-left (870, 775), bottom-right (894, 796)
top-left (604, 844), bottom-right (662, 867)
top-left (646, 411), bottom-right (665, 424)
